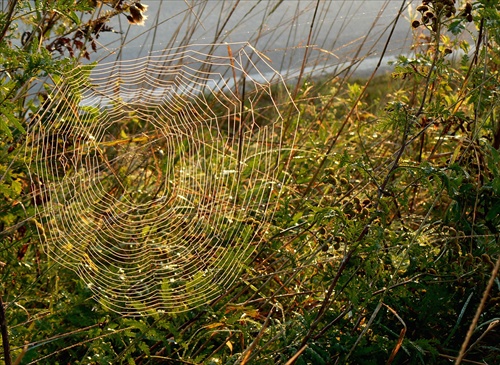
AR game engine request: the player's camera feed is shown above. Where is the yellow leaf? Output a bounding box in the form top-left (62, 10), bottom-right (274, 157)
top-left (205, 322), bottom-right (225, 329)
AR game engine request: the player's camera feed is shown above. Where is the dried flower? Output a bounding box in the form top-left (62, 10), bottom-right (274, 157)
top-left (127, 2), bottom-right (148, 25)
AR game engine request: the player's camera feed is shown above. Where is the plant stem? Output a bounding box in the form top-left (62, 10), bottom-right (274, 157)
top-left (0, 294), bottom-right (12, 365)
top-left (0, 0), bottom-right (17, 44)
top-left (455, 253), bottom-right (500, 364)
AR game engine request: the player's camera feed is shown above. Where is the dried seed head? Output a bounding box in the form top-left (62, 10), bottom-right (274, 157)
top-left (134, 2), bottom-right (148, 11)
top-left (444, 48), bottom-right (452, 54)
top-left (412, 19), bottom-right (421, 28)
top-left (128, 4), bottom-right (148, 25)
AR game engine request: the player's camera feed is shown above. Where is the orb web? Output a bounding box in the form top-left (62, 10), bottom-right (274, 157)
top-left (26, 42), bottom-right (298, 314)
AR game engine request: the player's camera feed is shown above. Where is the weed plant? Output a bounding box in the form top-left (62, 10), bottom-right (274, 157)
top-left (1, 1), bottom-right (499, 364)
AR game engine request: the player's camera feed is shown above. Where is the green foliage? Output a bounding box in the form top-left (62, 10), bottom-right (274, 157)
top-left (1, 1), bottom-right (499, 364)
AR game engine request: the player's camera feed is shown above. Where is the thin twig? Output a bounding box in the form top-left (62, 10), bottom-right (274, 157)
top-left (238, 309), bottom-right (272, 365)
top-left (284, 344), bottom-right (308, 365)
top-left (301, 0), bottom-right (407, 199)
top-left (0, 0), bottom-right (17, 44)
top-left (383, 303), bottom-right (407, 365)
top-left (455, 254), bottom-right (500, 364)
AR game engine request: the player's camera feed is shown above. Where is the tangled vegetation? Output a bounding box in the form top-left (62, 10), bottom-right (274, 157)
top-left (1, 1), bottom-right (499, 364)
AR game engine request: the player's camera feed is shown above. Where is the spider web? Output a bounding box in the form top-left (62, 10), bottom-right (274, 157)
top-left (26, 42), bottom-right (298, 314)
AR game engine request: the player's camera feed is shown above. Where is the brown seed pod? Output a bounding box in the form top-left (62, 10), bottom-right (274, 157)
top-left (359, 207), bottom-right (369, 219)
top-left (344, 202), bottom-right (354, 212)
top-left (425, 11), bottom-right (435, 19)
top-left (329, 176), bottom-right (338, 186)
top-left (417, 4), bottom-right (429, 12)
top-left (412, 20), bottom-right (421, 28)
top-left (444, 48), bottom-right (452, 55)
top-left (481, 254), bottom-right (494, 269)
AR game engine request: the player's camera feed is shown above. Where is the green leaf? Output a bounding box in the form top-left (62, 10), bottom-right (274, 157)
top-left (0, 117), bottom-right (13, 138)
top-left (0, 106), bottom-right (26, 134)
